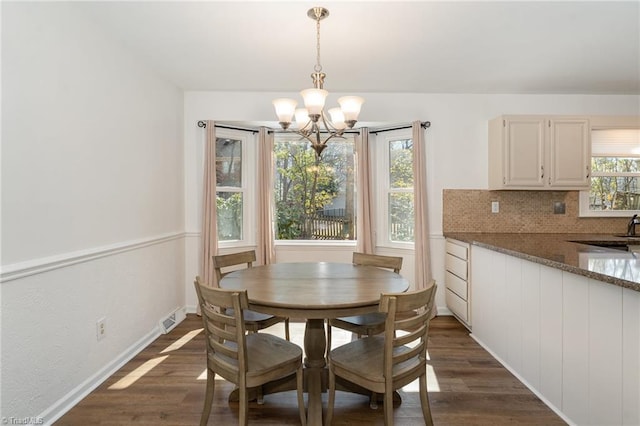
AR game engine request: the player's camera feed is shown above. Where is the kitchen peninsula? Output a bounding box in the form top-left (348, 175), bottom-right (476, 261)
top-left (445, 232), bottom-right (640, 291)
top-left (443, 232), bottom-right (640, 426)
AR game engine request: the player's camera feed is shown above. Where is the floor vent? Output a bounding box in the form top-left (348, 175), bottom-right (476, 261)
top-left (159, 308), bottom-right (186, 334)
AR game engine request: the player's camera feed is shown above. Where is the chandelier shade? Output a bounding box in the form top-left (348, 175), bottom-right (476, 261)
top-left (272, 6), bottom-right (364, 157)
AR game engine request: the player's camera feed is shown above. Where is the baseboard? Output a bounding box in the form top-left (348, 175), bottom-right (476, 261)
top-left (436, 306), bottom-right (453, 316)
top-left (39, 325), bottom-right (163, 424)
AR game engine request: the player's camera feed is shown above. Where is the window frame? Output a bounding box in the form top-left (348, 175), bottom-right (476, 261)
top-left (272, 132), bottom-right (357, 244)
top-left (374, 128), bottom-right (415, 249)
top-left (579, 123), bottom-right (640, 217)
top-left (215, 128), bottom-right (256, 248)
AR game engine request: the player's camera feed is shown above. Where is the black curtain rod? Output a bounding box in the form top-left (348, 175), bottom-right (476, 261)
top-left (197, 120), bottom-right (431, 134)
top-left (197, 121), bottom-right (259, 134)
top-left (369, 121), bottom-right (431, 134)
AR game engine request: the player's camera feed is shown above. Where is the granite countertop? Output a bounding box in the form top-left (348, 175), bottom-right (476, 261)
top-left (443, 233), bottom-right (640, 292)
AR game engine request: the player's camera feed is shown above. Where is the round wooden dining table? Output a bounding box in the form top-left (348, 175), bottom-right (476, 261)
top-left (220, 261), bottom-right (410, 426)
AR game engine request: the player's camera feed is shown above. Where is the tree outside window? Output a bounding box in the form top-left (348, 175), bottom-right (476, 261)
top-left (216, 136), bottom-right (243, 241)
top-left (274, 135), bottom-right (356, 240)
top-left (388, 139), bottom-right (414, 242)
top-left (589, 157), bottom-right (640, 210)
top-left (586, 128), bottom-right (640, 214)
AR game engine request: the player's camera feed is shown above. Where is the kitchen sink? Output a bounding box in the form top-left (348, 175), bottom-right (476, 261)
top-left (611, 234), bottom-right (640, 241)
top-left (569, 236), bottom-right (640, 251)
top-left (583, 242), bottom-right (630, 251)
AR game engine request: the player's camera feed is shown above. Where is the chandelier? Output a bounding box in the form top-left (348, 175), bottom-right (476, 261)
top-left (272, 7), bottom-right (364, 157)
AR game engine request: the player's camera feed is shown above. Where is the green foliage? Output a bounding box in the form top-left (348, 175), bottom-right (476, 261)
top-left (216, 192), bottom-right (242, 240)
top-left (274, 140), bottom-right (342, 239)
top-left (389, 139), bottom-right (414, 188)
top-left (389, 193), bottom-right (414, 242)
top-left (388, 139), bottom-right (415, 242)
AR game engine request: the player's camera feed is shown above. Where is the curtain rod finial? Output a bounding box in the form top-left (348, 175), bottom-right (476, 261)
top-left (198, 121), bottom-right (207, 128)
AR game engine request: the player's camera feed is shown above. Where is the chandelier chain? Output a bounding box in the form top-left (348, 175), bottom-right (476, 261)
top-left (314, 15), bottom-right (322, 73)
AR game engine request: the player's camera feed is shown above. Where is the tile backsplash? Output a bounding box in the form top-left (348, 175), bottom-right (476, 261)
top-left (443, 189), bottom-right (629, 234)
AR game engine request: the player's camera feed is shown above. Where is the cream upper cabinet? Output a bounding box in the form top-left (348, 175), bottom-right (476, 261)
top-left (489, 115), bottom-right (591, 190)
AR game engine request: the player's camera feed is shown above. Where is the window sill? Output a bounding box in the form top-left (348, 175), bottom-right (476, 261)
top-left (274, 240), bottom-right (357, 247)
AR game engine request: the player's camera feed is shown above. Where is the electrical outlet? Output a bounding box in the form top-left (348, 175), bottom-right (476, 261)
top-left (491, 201), bottom-right (500, 213)
top-left (96, 318), bottom-right (106, 341)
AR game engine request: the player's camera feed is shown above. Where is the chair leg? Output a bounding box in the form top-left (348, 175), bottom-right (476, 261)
top-left (365, 330), bottom-right (378, 410)
top-left (200, 368), bottom-right (215, 426)
top-left (239, 387), bottom-right (249, 426)
top-left (257, 385), bottom-right (264, 405)
top-left (325, 368), bottom-right (336, 426)
top-left (419, 373), bottom-right (434, 426)
top-left (326, 321), bottom-right (332, 356)
top-left (285, 318), bottom-right (291, 341)
top-left (369, 391), bottom-right (378, 409)
top-left (296, 366), bottom-right (307, 426)
top-left (383, 385), bottom-right (393, 426)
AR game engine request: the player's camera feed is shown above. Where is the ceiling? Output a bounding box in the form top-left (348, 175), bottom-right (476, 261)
top-left (74, 1), bottom-right (640, 95)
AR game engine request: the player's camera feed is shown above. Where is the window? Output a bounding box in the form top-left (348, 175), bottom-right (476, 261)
top-left (215, 129), bottom-right (255, 244)
top-left (273, 133), bottom-right (356, 241)
top-left (580, 128), bottom-right (640, 217)
top-left (376, 129), bottom-right (415, 246)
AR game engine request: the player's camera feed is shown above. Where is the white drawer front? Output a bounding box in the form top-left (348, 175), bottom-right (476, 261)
top-left (446, 288), bottom-right (468, 322)
top-left (446, 240), bottom-right (468, 260)
top-left (445, 270), bottom-right (467, 300)
top-left (445, 253), bottom-right (467, 280)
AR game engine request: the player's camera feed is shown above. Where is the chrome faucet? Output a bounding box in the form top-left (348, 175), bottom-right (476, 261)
top-left (627, 214), bottom-right (640, 236)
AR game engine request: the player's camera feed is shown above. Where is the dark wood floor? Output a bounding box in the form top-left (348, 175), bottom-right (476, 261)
top-left (55, 315), bottom-right (565, 425)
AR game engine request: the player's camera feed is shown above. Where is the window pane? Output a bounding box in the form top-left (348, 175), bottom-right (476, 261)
top-left (389, 192), bottom-right (414, 242)
top-left (592, 157), bottom-right (640, 173)
top-left (589, 176), bottom-right (640, 210)
top-left (389, 139), bottom-right (413, 188)
top-left (216, 137), bottom-right (242, 187)
top-left (216, 192), bottom-right (243, 240)
top-left (274, 136), bottom-right (356, 240)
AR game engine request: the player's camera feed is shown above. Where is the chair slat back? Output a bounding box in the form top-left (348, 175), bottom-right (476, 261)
top-left (379, 282), bottom-right (437, 378)
top-left (352, 252), bottom-right (403, 273)
top-left (194, 276), bottom-right (249, 377)
top-left (212, 250), bottom-right (256, 282)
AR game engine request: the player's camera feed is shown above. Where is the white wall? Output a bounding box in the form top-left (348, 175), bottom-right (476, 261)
top-left (1, 3), bottom-right (185, 422)
top-left (183, 91), bottom-right (639, 311)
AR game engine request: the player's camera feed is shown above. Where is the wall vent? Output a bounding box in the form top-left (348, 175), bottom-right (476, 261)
top-left (159, 307), bottom-right (186, 334)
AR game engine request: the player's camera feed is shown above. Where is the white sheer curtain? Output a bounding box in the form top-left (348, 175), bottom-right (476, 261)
top-left (355, 128), bottom-right (375, 253)
top-left (201, 121), bottom-right (219, 287)
top-left (413, 121), bottom-right (435, 297)
top-left (256, 127), bottom-right (276, 265)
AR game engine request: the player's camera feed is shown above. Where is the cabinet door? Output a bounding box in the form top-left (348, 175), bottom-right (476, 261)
top-left (504, 117), bottom-right (546, 187)
top-left (549, 118), bottom-right (590, 188)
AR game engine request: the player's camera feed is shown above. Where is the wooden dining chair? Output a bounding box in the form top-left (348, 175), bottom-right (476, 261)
top-left (194, 277), bottom-right (306, 426)
top-left (327, 252), bottom-right (403, 350)
top-left (213, 250), bottom-right (290, 341)
top-left (326, 282), bottom-right (437, 426)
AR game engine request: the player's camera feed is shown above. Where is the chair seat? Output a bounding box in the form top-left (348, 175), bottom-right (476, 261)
top-left (245, 333), bottom-right (302, 374)
top-left (211, 333), bottom-right (302, 387)
top-left (227, 308), bottom-right (284, 328)
top-left (330, 336), bottom-right (424, 386)
top-left (330, 312), bottom-right (386, 334)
